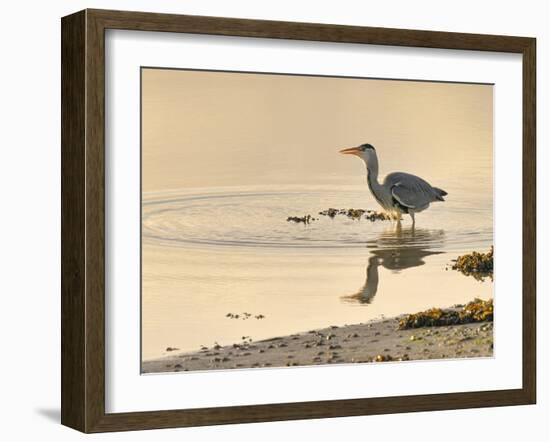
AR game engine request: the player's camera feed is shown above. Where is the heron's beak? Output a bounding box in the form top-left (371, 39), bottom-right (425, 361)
top-left (339, 146), bottom-right (362, 156)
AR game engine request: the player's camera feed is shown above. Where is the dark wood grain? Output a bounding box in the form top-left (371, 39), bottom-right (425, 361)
top-left (90, 8), bottom-right (533, 52)
top-left (61, 9), bottom-right (537, 433)
top-left (522, 38), bottom-right (537, 403)
top-left (85, 9), bottom-right (108, 433)
top-left (61, 10), bottom-right (86, 431)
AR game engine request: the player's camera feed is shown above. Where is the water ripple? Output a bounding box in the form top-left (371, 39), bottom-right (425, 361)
top-left (142, 187), bottom-right (492, 252)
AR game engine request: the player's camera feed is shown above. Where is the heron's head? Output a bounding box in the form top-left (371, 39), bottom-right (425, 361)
top-left (339, 143), bottom-right (376, 163)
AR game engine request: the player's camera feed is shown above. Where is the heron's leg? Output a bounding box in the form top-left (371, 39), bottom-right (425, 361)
top-left (394, 218), bottom-right (402, 234)
top-left (394, 212), bottom-right (401, 230)
top-left (410, 211), bottom-right (416, 228)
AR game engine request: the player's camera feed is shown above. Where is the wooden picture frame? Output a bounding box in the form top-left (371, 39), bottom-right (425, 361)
top-left (61, 8), bottom-right (536, 433)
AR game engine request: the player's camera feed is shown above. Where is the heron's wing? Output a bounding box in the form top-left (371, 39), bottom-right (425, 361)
top-left (386, 172), bottom-right (440, 210)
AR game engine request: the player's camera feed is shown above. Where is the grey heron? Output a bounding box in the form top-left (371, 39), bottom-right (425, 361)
top-left (340, 143), bottom-right (447, 226)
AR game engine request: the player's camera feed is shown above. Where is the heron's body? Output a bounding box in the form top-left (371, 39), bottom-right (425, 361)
top-left (340, 143), bottom-right (447, 225)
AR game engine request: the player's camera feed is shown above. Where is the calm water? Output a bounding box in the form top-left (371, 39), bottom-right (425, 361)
top-left (141, 69), bottom-right (493, 361)
top-left (142, 179), bottom-right (493, 360)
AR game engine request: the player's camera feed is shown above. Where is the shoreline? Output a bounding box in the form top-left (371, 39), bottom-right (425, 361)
top-left (142, 308), bottom-right (493, 374)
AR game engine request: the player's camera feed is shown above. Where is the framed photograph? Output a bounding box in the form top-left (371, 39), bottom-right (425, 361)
top-left (61, 9), bottom-right (536, 433)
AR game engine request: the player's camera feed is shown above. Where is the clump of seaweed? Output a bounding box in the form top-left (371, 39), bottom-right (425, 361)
top-left (364, 210), bottom-right (390, 221)
top-left (462, 298), bottom-right (493, 322)
top-left (287, 208), bottom-right (390, 224)
top-left (318, 208), bottom-right (389, 221)
top-left (398, 298), bottom-right (493, 330)
top-left (344, 208), bottom-right (366, 219)
top-left (451, 247), bottom-right (493, 281)
top-left (286, 214), bottom-right (316, 224)
top-left (318, 208), bottom-right (340, 218)
top-left (226, 312), bottom-right (266, 320)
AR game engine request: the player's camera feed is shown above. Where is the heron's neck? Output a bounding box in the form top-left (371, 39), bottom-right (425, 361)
top-left (364, 155), bottom-right (390, 208)
top-left (365, 155), bottom-right (380, 187)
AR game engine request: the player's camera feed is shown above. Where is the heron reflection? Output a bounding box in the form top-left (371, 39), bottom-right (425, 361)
top-left (342, 227), bottom-right (444, 304)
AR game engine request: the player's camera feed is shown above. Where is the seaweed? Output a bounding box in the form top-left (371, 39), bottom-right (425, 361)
top-left (318, 208), bottom-right (339, 218)
top-left (226, 312), bottom-right (266, 320)
top-left (398, 298), bottom-right (493, 330)
top-left (286, 208), bottom-right (389, 223)
top-left (451, 247), bottom-right (493, 281)
top-left (286, 215), bottom-right (315, 224)
top-left (318, 208), bottom-right (389, 221)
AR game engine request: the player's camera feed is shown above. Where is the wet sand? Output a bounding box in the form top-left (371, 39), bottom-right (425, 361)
top-left (142, 312), bottom-right (493, 374)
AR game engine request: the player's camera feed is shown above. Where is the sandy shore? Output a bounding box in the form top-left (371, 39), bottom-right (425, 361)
top-left (142, 312), bottom-right (493, 374)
